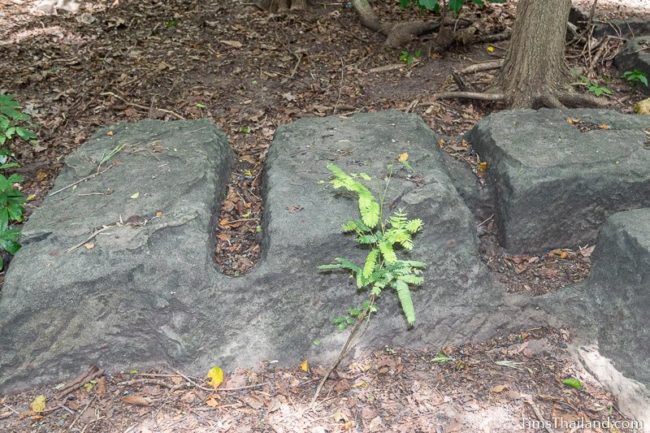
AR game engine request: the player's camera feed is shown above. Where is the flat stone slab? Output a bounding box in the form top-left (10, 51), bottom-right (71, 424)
top-left (615, 36), bottom-right (650, 95)
top-left (587, 208), bottom-right (650, 387)
top-left (0, 112), bottom-right (532, 391)
top-left (0, 120), bottom-right (235, 390)
top-left (467, 109), bottom-right (650, 254)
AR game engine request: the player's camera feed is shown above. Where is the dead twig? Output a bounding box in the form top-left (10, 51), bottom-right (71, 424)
top-left (48, 166), bottom-right (112, 197)
top-left (101, 91), bottom-right (185, 120)
top-left (523, 395), bottom-right (556, 433)
top-left (68, 395), bottom-right (96, 431)
top-left (66, 224), bottom-right (116, 253)
top-left (310, 296), bottom-right (375, 407)
top-left (56, 366), bottom-right (104, 400)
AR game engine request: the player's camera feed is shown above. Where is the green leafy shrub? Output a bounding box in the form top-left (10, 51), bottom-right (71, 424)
top-left (0, 94), bottom-right (35, 269)
top-left (0, 94), bottom-right (37, 146)
top-left (319, 163), bottom-right (425, 328)
top-left (400, 0), bottom-right (506, 16)
top-left (623, 69), bottom-right (649, 88)
top-left (579, 76), bottom-right (612, 97)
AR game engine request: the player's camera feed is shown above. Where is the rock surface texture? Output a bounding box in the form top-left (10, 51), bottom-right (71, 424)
top-left (586, 209), bottom-right (650, 387)
top-left (615, 36), bottom-right (650, 95)
top-left (1, 111), bottom-right (649, 425)
top-left (0, 112), bottom-right (527, 391)
top-left (467, 109), bottom-right (650, 254)
top-left (0, 120), bottom-right (235, 390)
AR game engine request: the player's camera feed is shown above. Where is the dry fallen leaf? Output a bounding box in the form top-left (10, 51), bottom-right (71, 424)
top-left (566, 117), bottom-right (580, 125)
top-left (122, 395), bottom-right (152, 406)
top-left (205, 396), bottom-right (220, 408)
top-left (300, 359), bottom-right (309, 372)
top-left (491, 384), bottom-right (508, 393)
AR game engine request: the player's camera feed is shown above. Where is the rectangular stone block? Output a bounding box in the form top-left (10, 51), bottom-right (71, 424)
top-left (468, 109), bottom-right (650, 253)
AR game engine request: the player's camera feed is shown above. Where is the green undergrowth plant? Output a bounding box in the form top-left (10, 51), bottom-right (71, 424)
top-left (623, 69), bottom-right (649, 88)
top-left (311, 161), bottom-right (426, 405)
top-left (400, 0), bottom-right (506, 16)
top-left (319, 162), bottom-right (426, 329)
top-left (579, 76), bottom-right (613, 98)
top-left (0, 94), bottom-right (35, 270)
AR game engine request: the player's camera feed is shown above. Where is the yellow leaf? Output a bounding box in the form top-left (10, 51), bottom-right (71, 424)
top-left (130, 192), bottom-right (140, 199)
top-left (30, 395), bottom-right (46, 413)
top-left (83, 382), bottom-right (94, 392)
top-left (155, 210), bottom-right (163, 218)
top-left (598, 123), bottom-right (610, 129)
top-left (106, 130), bottom-right (114, 137)
top-left (300, 359), bottom-right (309, 372)
top-left (207, 366), bottom-right (224, 388)
top-left (438, 138), bottom-right (446, 148)
top-left (487, 45), bottom-right (495, 53)
top-left (398, 152), bottom-right (409, 162)
top-left (478, 162), bottom-right (488, 173)
top-left (83, 242), bottom-right (95, 250)
top-left (566, 117), bottom-right (580, 125)
top-left (634, 98), bottom-right (650, 115)
top-left (559, 251), bottom-right (569, 259)
top-left (27, 194), bottom-right (37, 202)
top-left (491, 384), bottom-right (507, 393)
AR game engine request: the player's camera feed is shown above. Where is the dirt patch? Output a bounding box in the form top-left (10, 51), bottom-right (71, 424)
top-left (0, 328), bottom-right (641, 433)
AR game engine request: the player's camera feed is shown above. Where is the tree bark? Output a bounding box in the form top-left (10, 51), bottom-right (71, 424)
top-left (498, 0), bottom-right (572, 108)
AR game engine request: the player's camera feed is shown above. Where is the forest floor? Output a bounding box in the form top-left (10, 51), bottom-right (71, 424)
top-left (0, 0), bottom-right (649, 431)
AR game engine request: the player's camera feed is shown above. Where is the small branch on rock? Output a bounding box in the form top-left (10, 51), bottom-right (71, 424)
top-left (66, 224), bottom-right (116, 253)
top-left (310, 296), bottom-right (375, 407)
top-left (48, 166), bottom-right (113, 197)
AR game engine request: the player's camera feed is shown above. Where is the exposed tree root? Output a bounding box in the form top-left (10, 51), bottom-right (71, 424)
top-left (557, 92), bottom-right (606, 108)
top-left (459, 60), bottom-right (503, 75)
top-left (351, 0), bottom-right (439, 47)
top-left (433, 88), bottom-right (607, 109)
top-left (434, 91), bottom-right (506, 101)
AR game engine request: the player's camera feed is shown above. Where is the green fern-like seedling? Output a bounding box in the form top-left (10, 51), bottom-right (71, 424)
top-left (319, 163), bottom-right (426, 328)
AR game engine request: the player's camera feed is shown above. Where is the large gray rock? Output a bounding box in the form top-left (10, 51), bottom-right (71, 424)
top-left (0, 112), bottom-right (534, 391)
top-left (0, 120), bottom-right (235, 390)
top-left (615, 36), bottom-right (650, 95)
top-left (587, 208), bottom-right (650, 387)
top-left (594, 19), bottom-right (650, 39)
top-left (467, 109), bottom-right (650, 254)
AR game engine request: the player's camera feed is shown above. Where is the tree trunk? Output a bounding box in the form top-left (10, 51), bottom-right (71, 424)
top-left (497, 0), bottom-right (571, 108)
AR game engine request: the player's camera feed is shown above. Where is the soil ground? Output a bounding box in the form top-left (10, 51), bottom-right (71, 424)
top-left (0, 0), bottom-right (649, 431)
